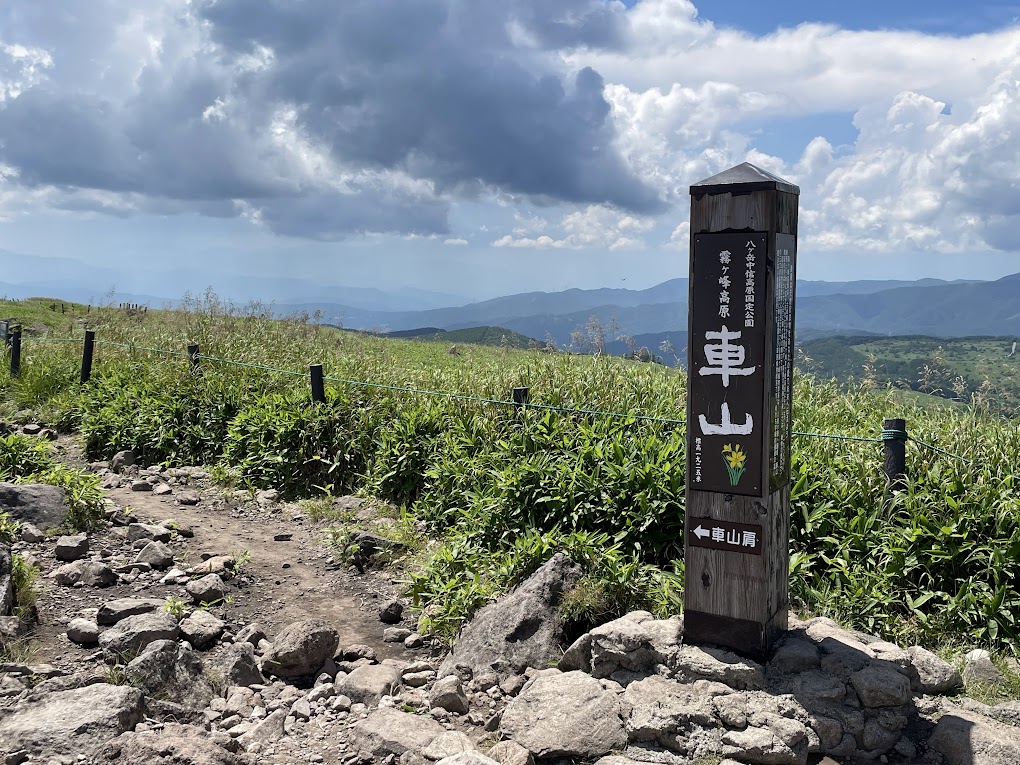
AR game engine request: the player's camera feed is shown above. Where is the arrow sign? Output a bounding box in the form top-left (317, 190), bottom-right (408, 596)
top-left (686, 517), bottom-right (763, 555)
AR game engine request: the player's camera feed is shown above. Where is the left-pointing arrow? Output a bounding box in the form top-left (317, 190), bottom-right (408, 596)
top-left (693, 525), bottom-right (709, 540)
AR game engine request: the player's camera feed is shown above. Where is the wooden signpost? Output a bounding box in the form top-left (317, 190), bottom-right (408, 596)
top-left (684, 163), bottom-right (799, 660)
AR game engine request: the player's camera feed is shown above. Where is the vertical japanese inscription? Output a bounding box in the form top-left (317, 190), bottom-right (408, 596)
top-left (690, 232), bottom-right (767, 496)
top-left (769, 233), bottom-right (796, 491)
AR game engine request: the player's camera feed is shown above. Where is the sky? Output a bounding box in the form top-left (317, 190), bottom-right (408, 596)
top-left (1, 0), bottom-right (1020, 305)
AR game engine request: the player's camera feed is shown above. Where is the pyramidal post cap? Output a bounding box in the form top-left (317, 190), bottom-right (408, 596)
top-left (691, 162), bottom-right (800, 197)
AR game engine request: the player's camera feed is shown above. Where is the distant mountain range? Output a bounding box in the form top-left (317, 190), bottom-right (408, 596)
top-left (281, 274), bottom-right (1019, 350)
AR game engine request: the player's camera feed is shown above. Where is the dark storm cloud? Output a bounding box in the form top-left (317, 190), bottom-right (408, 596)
top-left (0, 0), bottom-right (660, 238)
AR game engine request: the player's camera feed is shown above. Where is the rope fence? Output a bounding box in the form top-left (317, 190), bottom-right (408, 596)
top-left (5, 329), bottom-right (989, 475)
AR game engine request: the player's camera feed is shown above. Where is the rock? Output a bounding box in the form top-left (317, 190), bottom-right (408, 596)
top-left (430, 674), bottom-right (470, 714)
top-left (424, 730), bottom-right (477, 759)
top-left (588, 611), bottom-right (684, 679)
top-left (256, 488), bottom-right (279, 506)
top-left (849, 664), bottom-right (911, 707)
top-left (187, 555), bottom-right (235, 577)
top-left (127, 522), bottom-right (172, 543)
top-left (211, 641), bottom-right (265, 687)
top-left (178, 491), bottom-right (202, 505)
top-left (380, 600), bottom-right (404, 623)
top-left (124, 639), bottom-right (216, 709)
top-left (135, 540), bottom-right (175, 570)
top-left (558, 633), bottom-right (593, 673)
top-left (487, 740), bottom-right (535, 765)
top-left (769, 638), bottom-right (821, 675)
top-left (907, 645), bottom-right (963, 693)
top-left (82, 561), bottom-right (117, 587)
top-left (152, 483), bottom-right (173, 496)
top-left (438, 553), bottom-right (582, 679)
top-left (180, 609), bottom-right (227, 649)
top-left (20, 423), bottom-right (41, 436)
top-left (262, 620), bottom-right (340, 678)
top-left (187, 573), bottom-right (227, 604)
top-left (930, 707), bottom-right (1020, 765)
top-left (436, 755), bottom-right (499, 765)
top-left (52, 560), bottom-right (85, 586)
top-left (0, 483), bottom-right (68, 530)
top-left (237, 708), bottom-right (287, 751)
top-left (19, 523), bottom-right (44, 543)
top-left (405, 632), bottom-right (425, 649)
top-left (100, 722), bottom-right (252, 764)
top-left (290, 696), bottom-right (311, 720)
top-left (338, 663), bottom-right (403, 706)
top-left (54, 532), bottom-right (88, 561)
top-left (130, 478), bottom-right (153, 492)
top-left (98, 610), bottom-right (180, 661)
top-left (674, 645), bottom-right (766, 690)
top-left (97, 596), bottom-right (165, 625)
top-left (964, 649), bottom-right (1005, 686)
top-left (348, 707), bottom-right (446, 757)
top-left (0, 683), bottom-right (144, 758)
top-left (500, 669), bottom-right (627, 758)
top-left (384, 626), bottom-right (412, 642)
top-left (66, 617), bottom-right (100, 645)
top-left (623, 674), bottom-right (720, 749)
top-left (111, 450), bottom-right (136, 472)
top-left (721, 723), bottom-right (808, 765)
top-left (235, 623), bottom-right (266, 646)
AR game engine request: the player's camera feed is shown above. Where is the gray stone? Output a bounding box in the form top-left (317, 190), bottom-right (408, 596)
top-left (623, 674), bottom-right (720, 750)
top-left (907, 645), bottom-right (963, 694)
top-left (721, 724), bottom-right (807, 765)
top-left (262, 619), bottom-right (340, 678)
top-left (54, 533), bottom-right (88, 562)
top-left (82, 561), bottom-right (117, 587)
top-left (98, 610), bottom-right (180, 661)
top-left (0, 483), bottom-right (68, 530)
top-left (588, 611), bottom-right (684, 679)
top-left (111, 450), bottom-right (135, 472)
top-left (19, 523), bottom-right (44, 543)
top-left (211, 641), bottom-right (265, 687)
top-left (186, 573), bottom-right (227, 604)
top-left (674, 645), bottom-right (766, 690)
top-left (52, 560), bottom-right (85, 586)
top-left (130, 478), bottom-right (153, 492)
top-left (338, 663), bottom-right (403, 706)
top-left (135, 540), bottom-right (175, 570)
top-left (0, 683), bottom-right (144, 758)
top-left (383, 626), bottom-right (412, 642)
top-left (849, 664), bottom-right (911, 708)
top-left (500, 669), bottom-right (627, 758)
top-left (379, 599), bottom-right (403, 623)
top-left (769, 638), bottom-right (821, 675)
top-left (557, 632), bottom-right (593, 673)
top-left (290, 697), bottom-right (311, 720)
top-left (235, 623), bottom-right (266, 646)
top-left (127, 522), bottom-right (172, 544)
top-left (237, 708), bottom-right (287, 752)
top-left (964, 649), bottom-right (1005, 687)
top-left (124, 639), bottom-right (216, 709)
top-left (424, 730), bottom-right (477, 759)
top-left (100, 722), bottom-right (252, 765)
top-left (430, 674), bottom-right (470, 714)
top-left (97, 597), bottom-right (165, 625)
top-left (435, 755), bottom-right (499, 765)
top-left (438, 553), bottom-right (582, 679)
top-left (152, 483), bottom-right (173, 496)
top-left (348, 707), bottom-right (446, 757)
top-left (930, 707), bottom-right (1020, 765)
top-left (487, 740), bottom-right (535, 765)
top-left (405, 632), bottom-right (425, 649)
top-left (178, 491), bottom-right (202, 505)
top-left (180, 609), bottom-right (226, 649)
top-left (66, 617), bottom-right (100, 645)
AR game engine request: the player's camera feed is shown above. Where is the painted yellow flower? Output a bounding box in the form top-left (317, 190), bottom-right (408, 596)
top-left (725, 446), bottom-right (746, 469)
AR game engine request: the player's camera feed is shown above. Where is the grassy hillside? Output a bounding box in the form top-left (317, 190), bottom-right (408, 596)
top-left (1, 294), bottom-right (1019, 653)
top-left (800, 334), bottom-right (1020, 417)
top-left (384, 325), bottom-right (539, 349)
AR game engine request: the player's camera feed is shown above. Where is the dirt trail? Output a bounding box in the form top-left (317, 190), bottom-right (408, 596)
top-left (30, 437), bottom-right (412, 668)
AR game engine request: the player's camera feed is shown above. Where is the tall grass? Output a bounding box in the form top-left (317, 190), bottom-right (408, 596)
top-left (1, 295), bottom-right (1018, 651)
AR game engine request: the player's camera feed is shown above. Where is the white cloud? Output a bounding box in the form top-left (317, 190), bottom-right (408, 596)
top-left (493, 203), bottom-right (654, 250)
top-left (444, 238), bottom-right (468, 246)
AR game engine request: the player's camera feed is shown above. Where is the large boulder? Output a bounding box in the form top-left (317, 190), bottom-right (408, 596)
top-left (99, 723), bottom-right (253, 765)
top-left (210, 641), bottom-right (265, 688)
top-left (0, 482), bottom-right (68, 530)
top-left (0, 683), bottom-right (144, 759)
top-left (348, 707), bottom-right (447, 758)
top-left (439, 553), bottom-right (582, 679)
top-left (97, 597), bottom-right (166, 625)
top-left (262, 619), bottom-right (340, 678)
top-left (500, 669), bottom-right (627, 759)
top-left (98, 610), bottom-right (180, 662)
top-left (54, 533), bottom-right (89, 561)
top-left (907, 645), bottom-right (963, 694)
top-left (930, 707), bottom-right (1020, 765)
top-left (124, 639), bottom-right (216, 709)
top-left (337, 663), bottom-right (403, 706)
top-left (583, 611), bottom-right (684, 679)
top-left (180, 609), bottom-right (226, 649)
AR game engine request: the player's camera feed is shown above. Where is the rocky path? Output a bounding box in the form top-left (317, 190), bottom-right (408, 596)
top-left (2, 432), bottom-right (1020, 765)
